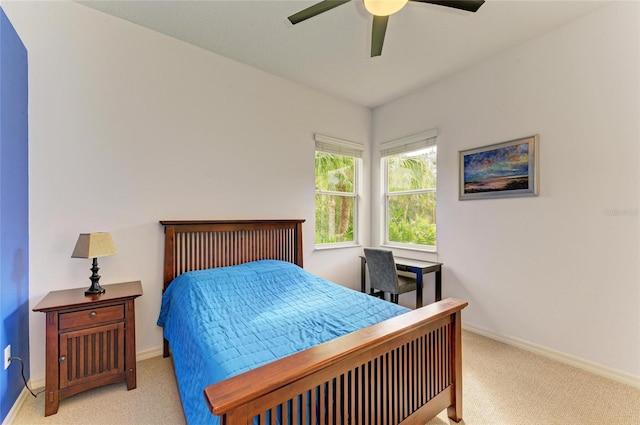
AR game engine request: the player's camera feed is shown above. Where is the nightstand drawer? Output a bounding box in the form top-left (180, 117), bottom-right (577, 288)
top-left (59, 305), bottom-right (124, 330)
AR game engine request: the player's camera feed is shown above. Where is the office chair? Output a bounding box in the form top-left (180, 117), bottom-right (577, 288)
top-left (363, 248), bottom-right (417, 304)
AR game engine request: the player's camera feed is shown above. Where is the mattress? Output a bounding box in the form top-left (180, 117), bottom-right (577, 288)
top-left (157, 259), bottom-right (409, 424)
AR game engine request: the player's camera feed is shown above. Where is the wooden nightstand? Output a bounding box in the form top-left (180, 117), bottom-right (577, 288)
top-left (33, 281), bottom-right (143, 416)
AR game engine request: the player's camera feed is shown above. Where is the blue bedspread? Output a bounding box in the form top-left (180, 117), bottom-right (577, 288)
top-left (157, 260), bottom-right (409, 424)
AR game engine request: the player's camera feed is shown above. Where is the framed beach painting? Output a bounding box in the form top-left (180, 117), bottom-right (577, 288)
top-left (459, 135), bottom-right (539, 200)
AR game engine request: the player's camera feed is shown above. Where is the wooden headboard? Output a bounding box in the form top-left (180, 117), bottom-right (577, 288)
top-left (159, 219), bottom-right (305, 292)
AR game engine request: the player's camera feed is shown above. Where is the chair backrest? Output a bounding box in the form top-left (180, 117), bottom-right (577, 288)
top-left (363, 248), bottom-right (399, 294)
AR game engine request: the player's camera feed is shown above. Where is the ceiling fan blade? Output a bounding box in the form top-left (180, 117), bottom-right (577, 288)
top-left (410, 0), bottom-right (485, 13)
top-left (371, 15), bottom-right (389, 57)
top-left (288, 0), bottom-right (351, 25)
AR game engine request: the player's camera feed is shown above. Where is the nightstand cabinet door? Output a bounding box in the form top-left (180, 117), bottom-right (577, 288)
top-left (59, 322), bottom-right (125, 390)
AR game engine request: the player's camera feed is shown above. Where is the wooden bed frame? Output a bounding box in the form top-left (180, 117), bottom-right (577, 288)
top-left (160, 219), bottom-right (467, 425)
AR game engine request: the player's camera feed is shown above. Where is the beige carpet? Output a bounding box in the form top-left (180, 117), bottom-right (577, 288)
top-left (11, 331), bottom-right (640, 425)
top-left (11, 355), bottom-right (185, 425)
top-left (426, 332), bottom-right (640, 425)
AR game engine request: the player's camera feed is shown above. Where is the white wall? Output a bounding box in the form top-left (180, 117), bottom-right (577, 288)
top-left (373, 3), bottom-right (640, 379)
top-left (3, 0), bottom-right (638, 385)
top-left (2, 1), bottom-right (372, 380)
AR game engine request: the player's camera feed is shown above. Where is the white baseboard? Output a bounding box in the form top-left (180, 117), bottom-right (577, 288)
top-left (28, 376), bottom-right (44, 392)
top-left (463, 323), bottom-right (640, 389)
top-left (136, 346), bottom-right (164, 361)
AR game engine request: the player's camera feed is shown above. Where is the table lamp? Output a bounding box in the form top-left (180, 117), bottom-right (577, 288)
top-left (71, 232), bottom-right (117, 295)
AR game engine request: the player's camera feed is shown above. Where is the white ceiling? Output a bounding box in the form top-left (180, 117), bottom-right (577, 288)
top-left (77, 0), bottom-right (610, 108)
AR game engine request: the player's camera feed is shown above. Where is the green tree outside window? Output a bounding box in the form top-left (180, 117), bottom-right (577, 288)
top-left (315, 151), bottom-right (357, 244)
top-left (386, 146), bottom-right (437, 248)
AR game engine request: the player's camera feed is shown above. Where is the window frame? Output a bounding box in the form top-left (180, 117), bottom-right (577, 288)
top-left (314, 134), bottom-right (363, 249)
top-left (380, 130), bottom-right (438, 252)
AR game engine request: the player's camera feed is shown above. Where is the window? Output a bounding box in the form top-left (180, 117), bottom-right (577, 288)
top-left (381, 130), bottom-right (438, 250)
top-left (315, 134), bottom-right (363, 246)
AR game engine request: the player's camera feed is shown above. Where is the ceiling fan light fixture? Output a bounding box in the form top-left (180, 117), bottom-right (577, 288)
top-left (363, 0), bottom-right (408, 17)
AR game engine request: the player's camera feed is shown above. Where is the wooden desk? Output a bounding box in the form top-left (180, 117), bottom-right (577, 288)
top-left (360, 256), bottom-right (443, 308)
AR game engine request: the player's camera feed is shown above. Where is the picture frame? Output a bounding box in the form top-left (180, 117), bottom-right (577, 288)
top-left (459, 134), bottom-right (539, 200)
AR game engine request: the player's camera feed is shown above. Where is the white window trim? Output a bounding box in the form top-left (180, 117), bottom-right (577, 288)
top-left (315, 134), bottom-right (364, 248)
top-left (380, 129), bottom-right (438, 251)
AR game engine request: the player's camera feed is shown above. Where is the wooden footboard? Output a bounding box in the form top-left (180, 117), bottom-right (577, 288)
top-left (204, 298), bottom-right (467, 425)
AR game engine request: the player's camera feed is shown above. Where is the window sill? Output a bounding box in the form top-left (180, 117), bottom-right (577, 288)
top-left (380, 243), bottom-right (437, 254)
top-left (314, 243), bottom-right (362, 252)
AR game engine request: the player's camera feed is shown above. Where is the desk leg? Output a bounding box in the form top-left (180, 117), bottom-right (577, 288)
top-left (360, 257), bottom-right (366, 293)
top-left (416, 273), bottom-right (423, 308)
top-left (435, 270), bottom-right (442, 302)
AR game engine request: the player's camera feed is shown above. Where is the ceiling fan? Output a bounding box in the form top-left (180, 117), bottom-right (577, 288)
top-left (288, 0), bottom-right (485, 57)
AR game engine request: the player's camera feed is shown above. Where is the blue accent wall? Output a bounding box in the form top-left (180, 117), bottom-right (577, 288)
top-left (0, 7), bottom-right (29, 422)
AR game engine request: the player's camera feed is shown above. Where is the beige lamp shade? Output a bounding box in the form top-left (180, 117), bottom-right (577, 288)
top-left (71, 233), bottom-right (118, 259)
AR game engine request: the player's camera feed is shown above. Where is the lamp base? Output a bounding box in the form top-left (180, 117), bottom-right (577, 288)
top-left (85, 284), bottom-right (106, 296)
top-left (85, 257), bottom-right (106, 296)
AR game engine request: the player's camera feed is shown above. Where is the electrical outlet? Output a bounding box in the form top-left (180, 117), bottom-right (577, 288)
top-left (4, 345), bottom-right (10, 369)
